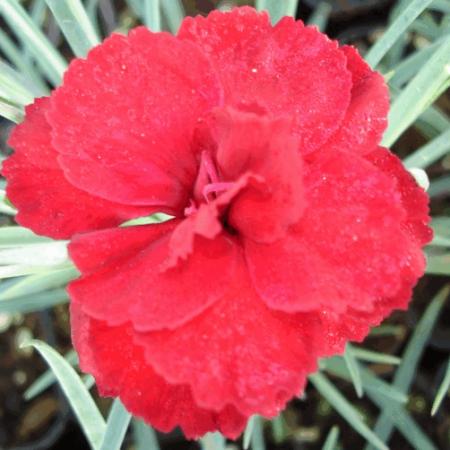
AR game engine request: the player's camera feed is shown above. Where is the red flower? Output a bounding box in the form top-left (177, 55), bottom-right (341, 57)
top-left (3, 7), bottom-right (431, 439)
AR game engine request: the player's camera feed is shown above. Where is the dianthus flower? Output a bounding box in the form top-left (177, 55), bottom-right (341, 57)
top-left (3, 6), bottom-right (431, 439)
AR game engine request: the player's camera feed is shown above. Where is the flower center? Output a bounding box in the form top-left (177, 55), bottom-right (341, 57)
top-left (185, 151), bottom-right (233, 216)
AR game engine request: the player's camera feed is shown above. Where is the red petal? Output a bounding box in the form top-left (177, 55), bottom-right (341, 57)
top-left (48, 28), bottom-right (222, 211)
top-left (366, 147), bottom-right (432, 246)
top-left (318, 46), bottom-right (389, 156)
top-left (245, 150), bottom-right (426, 313)
top-left (2, 98), bottom-right (155, 240)
top-left (68, 222), bottom-right (241, 331)
top-left (71, 304), bottom-right (247, 439)
top-left (213, 108), bottom-right (305, 243)
top-left (134, 259), bottom-right (318, 417)
top-left (179, 8), bottom-right (352, 153)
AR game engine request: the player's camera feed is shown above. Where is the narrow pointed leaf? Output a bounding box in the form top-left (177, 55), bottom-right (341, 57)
top-left (0, 0), bottom-right (67, 85)
top-left (365, 0), bottom-right (433, 67)
top-left (133, 420), bottom-right (161, 450)
top-left (368, 286), bottom-right (449, 447)
top-left (24, 350), bottom-right (78, 400)
top-left (322, 426), bottom-right (340, 450)
top-left (160, 0), bottom-right (184, 34)
top-left (309, 372), bottom-right (388, 450)
top-left (23, 340), bottom-right (106, 450)
top-left (404, 129), bottom-right (450, 169)
top-left (45, 0), bottom-right (100, 57)
top-left (431, 357), bottom-right (450, 415)
top-left (99, 399), bottom-right (132, 450)
top-left (344, 344), bottom-right (364, 397)
top-left (0, 287), bottom-right (69, 313)
top-left (383, 36), bottom-right (450, 146)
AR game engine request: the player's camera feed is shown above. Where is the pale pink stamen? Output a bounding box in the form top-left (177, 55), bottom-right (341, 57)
top-left (201, 151), bottom-right (220, 184)
top-left (203, 182), bottom-right (234, 203)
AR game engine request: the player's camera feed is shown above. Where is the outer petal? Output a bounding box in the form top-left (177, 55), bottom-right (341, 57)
top-left (48, 27), bottom-right (222, 211)
top-left (68, 222), bottom-right (240, 331)
top-left (366, 147), bottom-right (432, 245)
top-left (134, 256), bottom-right (319, 417)
top-left (179, 8), bottom-right (352, 153)
top-left (214, 108), bottom-right (305, 243)
top-left (2, 98), bottom-right (154, 240)
top-left (71, 304), bottom-right (247, 439)
top-left (318, 46), bottom-right (389, 156)
top-left (245, 150), bottom-right (426, 313)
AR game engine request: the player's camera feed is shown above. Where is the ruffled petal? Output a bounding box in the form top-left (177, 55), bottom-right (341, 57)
top-left (213, 108), bottom-right (305, 243)
top-left (71, 304), bottom-right (247, 439)
top-left (245, 149), bottom-right (425, 313)
top-left (48, 27), bottom-right (222, 211)
top-left (68, 222), bottom-right (241, 331)
top-left (179, 7), bottom-right (352, 153)
top-left (318, 46), bottom-right (389, 156)
top-left (366, 147), bottom-right (432, 245)
top-left (2, 98), bottom-right (155, 240)
top-left (134, 256), bottom-right (319, 417)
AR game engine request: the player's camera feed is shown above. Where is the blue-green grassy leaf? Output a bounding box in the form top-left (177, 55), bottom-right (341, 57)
top-left (370, 324), bottom-right (405, 337)
top-left (0, 241), bottom-right (68, 266)
top-left (367, 286), bottom-right (449, 448)
top-left (0, 264), bottom-right (70, 279)
top-left (243, 415), bottom-right (257, 449)
top-left (431, 217), bottom-right (450, 238)
top-left (0, 0), bottom-right (67, 85)
top-left (430, 235), bottom-right (450, 247)
top-left (309, 372), bottom-right (388, 450)
top-left (425, 253), bottom-right (450, 275)
top-left (430, 0), bottom-right (450, 13)
top-left (160, 0), bottom-right (184, 34)
top-left (0, 266), bottom-right (77, 301)
top-left (256, 0), bottom-right (298, 24)
top-left (125, 0), bottom-right (143, 17)
top-left (250, 415), bottom-right (266, 450)
top-left (199, 432), bottom-right (226, 450)
top-left (45, 0), bottom-right (100, 57)
top-left (0, 287), bottom-right (69, 314)
top-left (270, 414), bottom-right (287, 443)
top-left (431, 357), bottom-right (450, 415)
top-left (410, 13), bottom-right (442, 41)
top-left (0, 226), bottom-right (53, 246)
top-left (404, 128), bottom-right (450, 168)
top-left (323, 356), bottom-right (407, 404)
top-left (343, 344), bottom-right (364, 397)
top-left (0, 98), bottom-right (23, 123)
top-left (0, 61), bottom-right (35, 106)
top-left (0, 28), bottom-right (48, 94)
top-left (85, 0), bottom-right (100, 33)
top-left (0, 189), bottom-right (16, 215)
top-left (351, 348), bottom-right (401, 365)
top-left (382, 36), bottom-right (450, 147)
top-left (24, 349), bottom-right (78, 400)
top-left (133, 420), bottom-right (160, 450)
top-left (99, 399), bottom-right (131, 450)
top-left (389, 36), bottom-right (447, 88)
top-left (416, 104), bottom-right (450, 139)
top-left (428, 175), bottom-right (450, 197)
top-left (144, 0), bottom-right (161, 31)
top-left (23, 340), bottom-right (105, 450)
top-left (307, 1), bottom-right (332, 31)
top-left (322, 426), bottom-right (340, 450)
top-left (365, 0), bottom-right (433, 68)
top-left (365, 391), bottom-right (437, 450)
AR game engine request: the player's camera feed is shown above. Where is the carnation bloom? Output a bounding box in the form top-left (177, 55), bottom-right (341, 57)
top-left (3, 6), bottom-right (431, 439)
